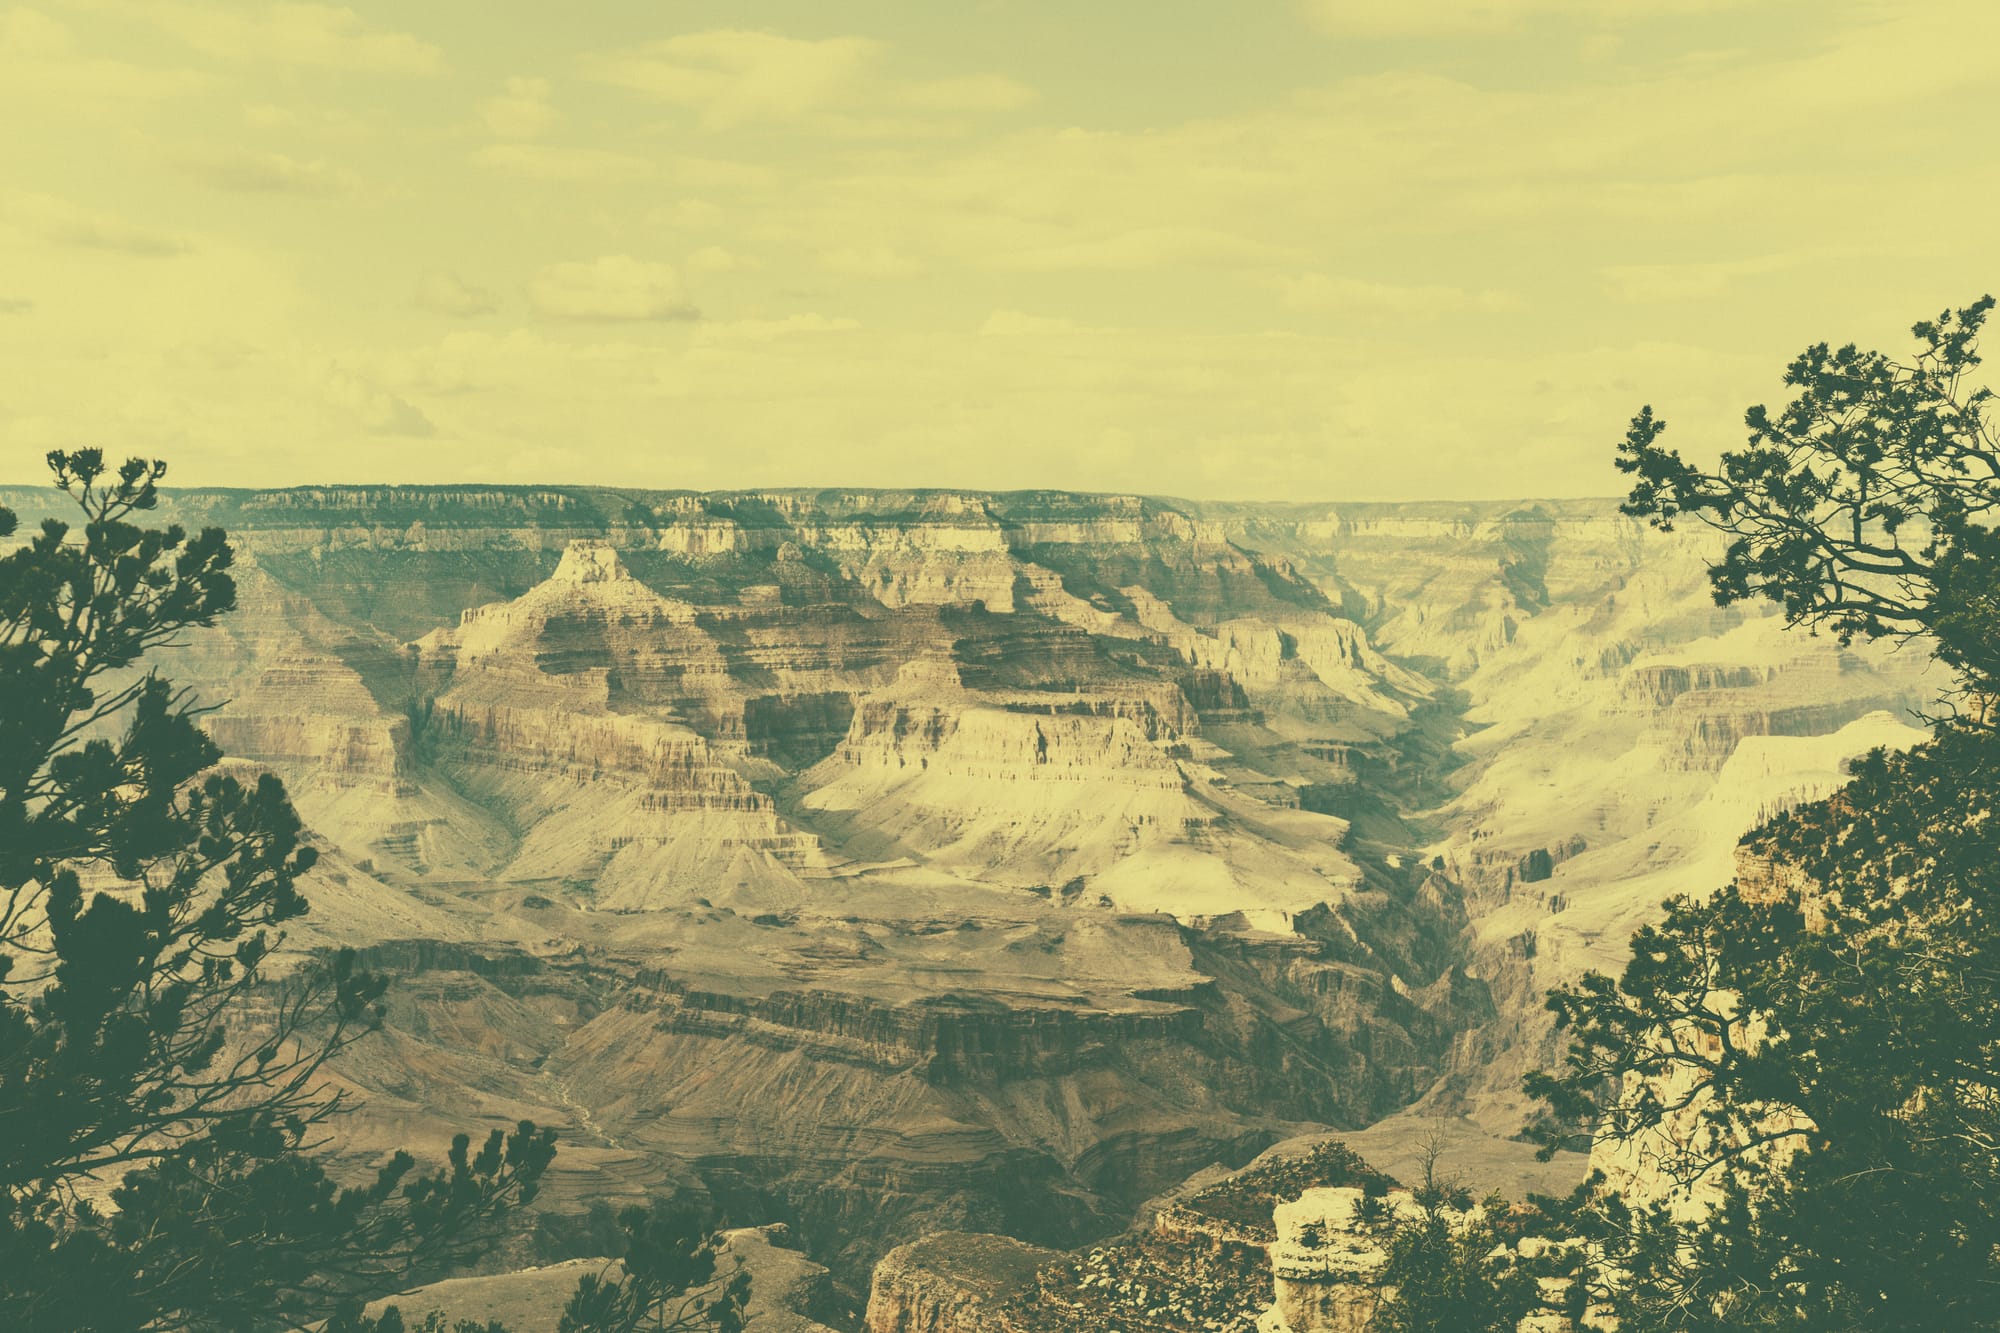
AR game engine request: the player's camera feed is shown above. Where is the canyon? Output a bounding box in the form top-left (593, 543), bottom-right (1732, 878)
top-left (0, 484), bottom-right (1937, 1328)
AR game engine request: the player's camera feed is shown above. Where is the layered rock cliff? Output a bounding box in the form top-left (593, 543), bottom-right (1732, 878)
top-left (0, 483), bottom-right (1932, 1310)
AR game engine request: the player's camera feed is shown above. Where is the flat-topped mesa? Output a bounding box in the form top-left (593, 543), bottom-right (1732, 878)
top-left (1619, 662), bottom-right (1773, 710)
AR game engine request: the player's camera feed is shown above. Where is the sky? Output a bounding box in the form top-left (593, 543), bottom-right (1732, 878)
top-left (1, 1), bottom-right (1995, 500)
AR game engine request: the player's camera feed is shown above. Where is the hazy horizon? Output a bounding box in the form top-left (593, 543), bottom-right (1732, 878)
top-left (0, 475), bottom-right (1635, 509)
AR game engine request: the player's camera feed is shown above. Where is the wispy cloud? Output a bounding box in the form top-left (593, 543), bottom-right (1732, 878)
top-left (687, 246), bottom-right (760, 274)
top-left (900, 73), bottom-right (1037, 112)
top-left (586, 30), bottom-right (875, 128)
top-left (472, 143), bottom-right (657, 183)
top-left (0, 7), bottom-right (206, 103)
top-left (5, 0), bottom-right (1994, 501)
top-left (528, 256), bottom-right (698, 322)
top-left (3, 192), bottom-right (191, 255)
top-left (415, 271), bottom-right (498, 317)
top-left (179, 148), bottom-right (360, 195)
top-left (979, 310), bottom-right (1105, 337)
top-left (1278, 273), bottom-right (1520, 317)
top-left (477, 76), bottom-right (555, 138)
top-left (583, 29), bottom-right (1033, 131)
top-left (990, 227), bottom-right (1299, 273)
top-left (141, 2), bottom-right (445, 74)
top-left (818, 246), bottom-right (923, 277)
top-left (1598, 253), bottom-right (1822, 304)
top-left (692, 313), bottom-right (858, 343)
top-left (1299, 0), bottom-right (1764, 37)
top-left (324, 364), bottom-right (436, 435)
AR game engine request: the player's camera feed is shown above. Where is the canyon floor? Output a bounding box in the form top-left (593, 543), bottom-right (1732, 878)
top-left (3, 484), bottom-right (1935, 1326)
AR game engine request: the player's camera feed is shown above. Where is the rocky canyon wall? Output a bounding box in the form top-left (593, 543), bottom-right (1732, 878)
top-left (0, 484), bottom-right (1935, 1313)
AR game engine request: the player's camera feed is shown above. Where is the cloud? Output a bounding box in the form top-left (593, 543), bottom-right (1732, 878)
top-left (238, 101), bottom-right (375, 135)
top-left (899, 74), bottom-right (1037, 112)
top-left (687, 246), bottom-right (760, 273)
top-left (586, 30), bottom-right (876, 128)
top-left (819, 245), bottom-right (923, 277)
top-left (1278, 273), bottom-right (1520, 316)
top-left (692, 314), bottom-right (858, 343)
top-left (0, 7), bottom-right (206, 103)
top-left (990, 227), bottom-right (1299, 272)
top-left (0, 296), bottom-right (34, 314)
top-left (661, 155), bottom-right (776, 189)
top-left (415, 271), bottom-right (497, 317)
top-left (768, 2), bottom-right (1996, 290)
top-left (979, 310), bottom-right (1101, 336)
top-left (585, 29), bottom-right (1032, 131)
top-left (478, 76), bottom-right (555, 138)
top-left (179, 149), bottom-right (359, 195)
top-left (3, 192), bottom-right (190, 255)
top-left (528, 256), bottom-right (697, 322)
top-left (1597, 253), bottom-right (1817, 303)
top-left (1, 6), bottom-right (68, 56)
top-left (323, 365), bottom-right (434, 436)
top-left (141, 2), bottom-right (444, 74)
top-left (472, 143), bottom-right (657, 183)
top-left (4, 0), bottom-right (1993, 502)
top-left (650, 198), bottom-right (726, 230)
top-left (1299, 0), bottom-right (1759, 37)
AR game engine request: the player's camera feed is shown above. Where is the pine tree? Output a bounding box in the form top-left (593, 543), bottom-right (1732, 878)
top-left (1367, 1142), bottom-right (1540, 1333)
top-left (1527, 300), bottom-right (2000, 1329)
top-left (555, 1203), bottom-right (749, 1333)
top-left (0, 451), bottom-right (554, 1331)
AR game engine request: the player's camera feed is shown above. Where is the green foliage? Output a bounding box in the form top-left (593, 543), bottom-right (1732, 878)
top-left (1525, 301), bottom-right (2000, 1329)
top-left (1369, 1213), bottom-right (1538, 1333)
top-left (0, 451), bottom-right (554, 1331)
top-left (1616, 294), bottom-right (2000, 701)
top-left (555, 1203), bottom-right (748, 1333)
top-left (1006, 1229), bottom-right (1273, 1332)
top-left (1530, 732), bottom-right (2000, 1330)
top-left (1183, 1138), bottom-right (1396, 1237)
top-left (349, 1202), bottom-right (751, 1333)
top-left (1365, 1146), bottom-right (1542, 1333)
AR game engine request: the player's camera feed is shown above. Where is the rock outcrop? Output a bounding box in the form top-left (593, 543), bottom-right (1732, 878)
top-left (1258, 1186), bottom-right (1577, 1333)
top-left (866, 1232), bottom-right (1060, 1333)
